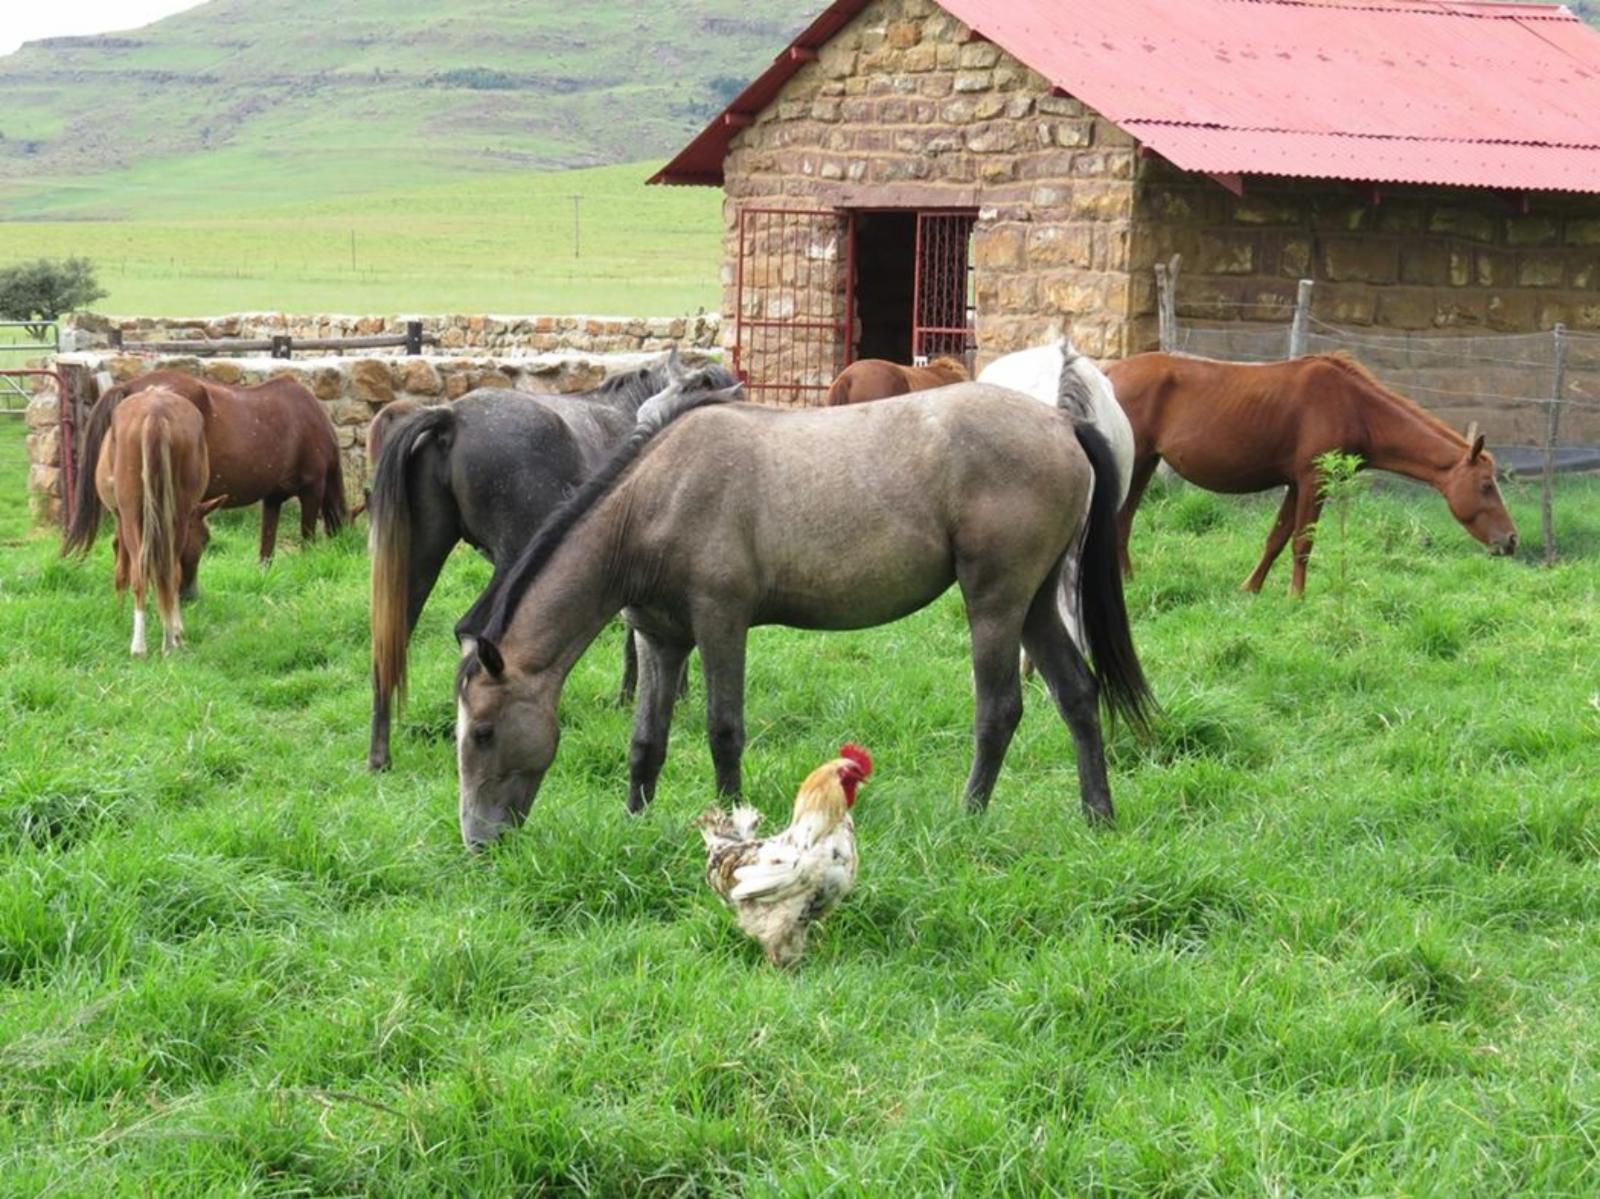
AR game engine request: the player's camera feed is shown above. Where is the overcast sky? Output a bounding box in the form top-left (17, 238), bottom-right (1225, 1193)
top-left (0, 1), bottom-right (204, 58)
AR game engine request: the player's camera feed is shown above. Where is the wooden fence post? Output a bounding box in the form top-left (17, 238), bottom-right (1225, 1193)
top-left (405, 320), bottom-right (423, 356)
top-left (1289, 278), bottom-right (1314, 358)
top-left (1155, 253), bottom-right (1181, 352)
top-left (1541, 323), bottom-right (1567, 566)
top-left (271, 335), bottom-right (293, 360)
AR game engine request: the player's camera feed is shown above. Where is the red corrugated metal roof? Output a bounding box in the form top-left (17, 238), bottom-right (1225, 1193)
top-left (651, 0), bottom-right (1600, 194)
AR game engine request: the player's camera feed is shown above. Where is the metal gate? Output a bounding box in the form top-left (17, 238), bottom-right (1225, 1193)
top-left (911, 212), bottom-right (977, 366)
top-left (733, 207), bottom-right (854, 405)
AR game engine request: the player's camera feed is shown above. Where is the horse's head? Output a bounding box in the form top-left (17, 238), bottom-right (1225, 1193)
top-left (1442, 422), bottom-right (1518, 556)
top-left (454, 634), bottom-right (558, 849)
top-left (178, 495), bottom-right (228, 601)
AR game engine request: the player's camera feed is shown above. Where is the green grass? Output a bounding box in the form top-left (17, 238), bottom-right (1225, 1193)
top-left (3, 418), bottom-right (1599, 1194)
top-left (0, 162), bottom-right (723, 316)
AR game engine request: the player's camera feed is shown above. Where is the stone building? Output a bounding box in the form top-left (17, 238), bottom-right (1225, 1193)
top-left (653, 0), bottom-right (1600, 404)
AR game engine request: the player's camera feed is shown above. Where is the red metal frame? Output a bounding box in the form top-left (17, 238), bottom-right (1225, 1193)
top-left (911, 211), bottom-right (978, 367)
top-left (732, 207), bottom-right (854, 405)
top-left (1, 368), bottom-right (74, 525)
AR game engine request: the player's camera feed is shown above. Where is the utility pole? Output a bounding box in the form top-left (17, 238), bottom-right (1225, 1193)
top-left (571, 195), bottom-right (582, 259)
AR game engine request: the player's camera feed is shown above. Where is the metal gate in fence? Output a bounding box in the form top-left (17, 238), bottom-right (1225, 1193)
top-left (1, 321), bottom-right (60, 412)
top-left (911, 211), bottom-right (977, 366)
top-left (732, 207), bottom-right (854, 405)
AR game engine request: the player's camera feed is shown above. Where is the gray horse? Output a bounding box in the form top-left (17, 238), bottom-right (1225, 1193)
top-left (451, 375), bottom-right (1153, 848)
top-left (366, 352), bottom-right (733, 770)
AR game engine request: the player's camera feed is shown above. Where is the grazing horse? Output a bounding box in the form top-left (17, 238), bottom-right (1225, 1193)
top-left (825, 356), bottom-right (968, 406)
top-left (350, 398), bottom-right (423, 519)
top-left (451, 373), bottom-right (1153, 849)
top-left (980, 339), bottom-right (1137, 664)
top-left (1108, 352), bottom-right (1520, 596)
top-left (95, 387), bottom-right (227, 655)
top-left (65, 370), bottom-right (346, 565)
top-left (367, 353), bottom-right (735, 771)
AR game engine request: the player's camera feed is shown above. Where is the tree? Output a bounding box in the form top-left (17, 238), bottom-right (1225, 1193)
top-left (0, 256), bottom-right (107, 341)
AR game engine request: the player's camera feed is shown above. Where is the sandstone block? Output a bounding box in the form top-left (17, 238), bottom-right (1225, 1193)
top-left (1428, 207), bottom-right (1497, 243)
top-left (400, 359), bottom-right (442, 396)
top-left (350, 359), bottom-right (394, 405)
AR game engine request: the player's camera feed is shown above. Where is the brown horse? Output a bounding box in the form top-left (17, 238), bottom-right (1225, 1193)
top-left (1108, 352), bottom-right (1520, 596)
top-left (65, 370), bottom-right (347, 565)
top-left (825, 356), bottom-right (968, 406)
top-left (95, 387), bottom-right (227, 655)
top-left (350, 398), bottom-right (422, 519)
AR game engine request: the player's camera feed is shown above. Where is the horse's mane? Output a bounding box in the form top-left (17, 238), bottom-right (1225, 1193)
top-left (1309, 351), bottom-right (1468, 447)
top-left (587, 358), bottom-right (706, 405)
top-left (456, 362), bottom-right (738, 651)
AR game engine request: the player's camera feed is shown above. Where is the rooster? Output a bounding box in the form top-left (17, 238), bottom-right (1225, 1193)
top-left (697, 744), bottom-right (872, 967)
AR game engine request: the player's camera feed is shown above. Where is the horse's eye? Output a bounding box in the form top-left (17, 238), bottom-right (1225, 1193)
top-left (471, 721), bottom-right (494, 746)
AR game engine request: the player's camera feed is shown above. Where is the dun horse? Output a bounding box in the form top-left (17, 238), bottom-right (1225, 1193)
top-left (367, 354), bottom-right (735, 771)
top-left (96, 386), bottom-right (226, 655)
top-left (66, 370), bottom-right (346, 565)
top-left (1109, 352), bottom-right (1519, 596)
top-left (452, 373), bottom-right (1152, 849)
top-left (825, 356), bottom-right (967, 406)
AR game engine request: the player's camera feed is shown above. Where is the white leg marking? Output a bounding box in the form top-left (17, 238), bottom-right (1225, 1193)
top-left (131, 606), bottom-right (148, 657)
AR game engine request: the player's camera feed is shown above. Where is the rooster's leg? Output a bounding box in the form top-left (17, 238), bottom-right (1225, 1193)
top-left (626, 632), bottom-right (692, 813)
top-left (1022, 581), bottom-right (1115, 823)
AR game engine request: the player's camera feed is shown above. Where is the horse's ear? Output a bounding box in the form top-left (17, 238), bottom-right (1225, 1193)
top-left (1465, 421), bottom-right (1484, 463)
top-left (707, 383), bottom-right (744, 404)
top-left (198, 494), bottom-right (229, 516)
top-left (477, 637), bottom-right (505, 679)
top-left (664, 345), bottom-right (685, 384)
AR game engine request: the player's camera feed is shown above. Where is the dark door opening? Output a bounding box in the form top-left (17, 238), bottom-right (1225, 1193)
top-left (852, 211), bottom-right (918, 364)
top-left (851, 209), bottom-right (976, 368)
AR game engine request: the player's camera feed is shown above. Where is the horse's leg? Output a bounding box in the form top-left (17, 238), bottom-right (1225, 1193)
top-left (696, 618), bottom-right (750, 799)
top-left (129, 536), bottom-right (148, 658)
top-left (368, 509), bottom-right (457, 772)
top-left (1021, 580), bottom-right (1115, 823)
top-left (1116, 456), bottom-right (1161, 579)
top-left (299, 478), bottom-right (325, 545)
top-left (1288, 478), bottom-right (1326, 598)
top-left (258, 498), bottom-right (283, 564)
top-left (617, 624), bottom-right (640, 706)
top-left (625, 634), bottom-right (692, 813)
top-left (1241, 484), bottom-right (1298, 593)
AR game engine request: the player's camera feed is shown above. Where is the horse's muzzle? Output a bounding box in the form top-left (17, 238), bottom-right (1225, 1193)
top-left (1491, 532), bottom-right (1519, 556)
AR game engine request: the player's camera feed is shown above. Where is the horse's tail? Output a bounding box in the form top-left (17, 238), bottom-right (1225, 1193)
top-left (322, 452), bottom-right (349, 536)
top-left (1074, 423), bottom-right (1155, 735)
top-left (138, 409), bottom-right (182, 631)
top-left (370, 404), bottom-right (453, 710)
top-left (62, 378), bottom-right (123, 556)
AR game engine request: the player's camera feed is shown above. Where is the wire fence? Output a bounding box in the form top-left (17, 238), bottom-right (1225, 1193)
top-left (1157, 267), bottom-right (1600, 563)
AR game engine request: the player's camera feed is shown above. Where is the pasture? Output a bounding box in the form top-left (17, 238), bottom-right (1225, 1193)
top-left (2, 409), bottom-right (1599, 1194)
top-left (0, 163), bottom-right (723, 316)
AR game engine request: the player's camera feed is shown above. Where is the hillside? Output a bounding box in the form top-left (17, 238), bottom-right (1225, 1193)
top-left (0, 0), bottom-right (805, 219)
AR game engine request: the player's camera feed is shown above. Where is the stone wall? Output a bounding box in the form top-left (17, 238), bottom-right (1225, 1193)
top-left (23, 348), bottom-right (721, 526)
top-left (718, 0), bottom-right (1139, 392)
top-left (1130, 162), bottom-right (1600, 344)
top-left (64, 311), bottom-right (722, 357)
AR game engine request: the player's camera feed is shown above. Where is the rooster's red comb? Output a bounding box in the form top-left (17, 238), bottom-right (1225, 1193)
top-left (839, 743), bottom-right (872, 777)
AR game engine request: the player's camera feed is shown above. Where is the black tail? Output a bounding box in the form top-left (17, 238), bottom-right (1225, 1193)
top-left (322, 454), bottom-right (350, 536)
top-left (62, 379), bottom-right (124, 556)
top-left (1075, 424), bottom-right (1155, 735)
top-left (370, 405), bottom-right (455, 708)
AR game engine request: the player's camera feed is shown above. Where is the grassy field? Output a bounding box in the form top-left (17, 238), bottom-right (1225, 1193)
top-left (0, 163), bottom-right (724, 316)
top-left (2, 413), bottom-right (1598, 1195)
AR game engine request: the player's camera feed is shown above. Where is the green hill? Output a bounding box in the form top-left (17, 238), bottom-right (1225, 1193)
top-left (0, 0), bottom-right (805, 219)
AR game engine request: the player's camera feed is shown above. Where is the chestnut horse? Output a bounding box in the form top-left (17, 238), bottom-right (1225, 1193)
top-left (825, 356), bottom-right (968, 406)
top-left (96, 387), bottom-right (227, 655)
top-left (65, 370), bottom-right (347, 564)
top-left (350, 398), bottom-right (422, 519)
top-left (1108, 352), bottom-right (1519, 596)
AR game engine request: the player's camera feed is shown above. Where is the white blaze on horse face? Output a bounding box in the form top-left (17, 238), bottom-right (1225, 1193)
top-left (131, 606), bottom-right (147, 657)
